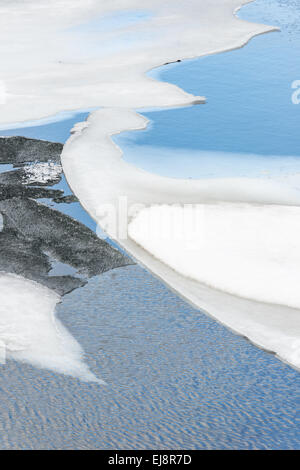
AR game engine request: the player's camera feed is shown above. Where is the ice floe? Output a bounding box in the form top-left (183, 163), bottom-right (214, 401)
top-left (0, 272), bottom-right (103, 383)
top-left (0, 0), bottom-right (274, 125)
top-left (128, 203), bottom-right (300, 311)
top-left (62, 108), bottom-right (300, 370)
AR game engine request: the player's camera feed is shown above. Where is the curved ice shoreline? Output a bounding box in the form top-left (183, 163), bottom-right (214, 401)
top-left (60, 1), bottom-right (300, 370)
top-left (2, 0), bottom-right (300, 371)
top-left (0, 0), bottom-right (274, 125)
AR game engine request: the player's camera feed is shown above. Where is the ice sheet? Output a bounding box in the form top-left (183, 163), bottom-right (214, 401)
top-left (63, 108), bottom-right (300, 209)
top-left (62, 108), bottom-right (300, 370)
top-left (0, 272), bottom-right (103, 383)
top-left (0, 0), bottom-right (274, 125)
top-left (129, 203), bottom-right (300, 311)
top-left (3, 0), bottom-right (299, 369)
top-left (22, 162), bottom-right (62, 185)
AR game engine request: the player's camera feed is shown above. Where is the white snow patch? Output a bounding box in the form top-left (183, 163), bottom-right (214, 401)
top-left (0, 272), bottom-right (103, 383)
top-left (128, 204), bottom-right (300, 370)
top-left (128, 203), bottom-right (300, 311)
top-left (0, 0), bottom-right (274, 126)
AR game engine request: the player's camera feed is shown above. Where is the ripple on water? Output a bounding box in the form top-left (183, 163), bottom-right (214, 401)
top-left (0, 265), bottom-right (299, 449)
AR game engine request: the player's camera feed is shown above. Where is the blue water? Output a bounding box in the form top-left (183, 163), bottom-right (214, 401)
top-left (0, 111), bottom-right (89, 143)
top-left (0, 266), bottom-right (300, 449)
top-left (0, 0), bottom-right (299, 449)
top-left (116, 0), bottom-right (300, 178)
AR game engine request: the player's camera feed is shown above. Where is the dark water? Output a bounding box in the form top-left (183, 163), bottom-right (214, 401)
top-left (0, 0), bottom-right (299, 450)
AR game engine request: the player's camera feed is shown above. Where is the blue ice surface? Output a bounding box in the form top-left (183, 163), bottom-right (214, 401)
top-left (115, 0), bottom-right (300, 178)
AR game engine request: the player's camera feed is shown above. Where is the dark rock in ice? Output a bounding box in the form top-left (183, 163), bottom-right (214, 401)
top-left (0, 196), bottom-right (133, 294)
top-left (0, 228), bottom-right (51, 279)
top-left (0, 136), bottom-right (62, 166)
top-left (52, 194), bottom-right (79, 204)
top-left (0, 136), bottom-right (134, 296)
top-left (0, 183), bottom-right (63, 201)
top-left (0, 169), bottom-right (24, 185)
top-left (0, 228), bottom-right (86, 295)
top-left (0, 167), bottom-right (63, 199)
top-left (39, 276), bottom-right (87, 296)
top-left (163, 59), bottom-right (182, 65)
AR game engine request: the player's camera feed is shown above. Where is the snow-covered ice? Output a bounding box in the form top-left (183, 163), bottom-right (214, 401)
top-left (0, 0), bottom-right (274, 125)
top-left (0, 273), bottom-right (103, 383)
top-left (62, 108), bottom-right (300, 370)
top-left (1, 0), bottom-right (300, 371)
top-left (128, 203), bottom-right (300, 311)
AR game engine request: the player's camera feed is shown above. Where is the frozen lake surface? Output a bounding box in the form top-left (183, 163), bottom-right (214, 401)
top-left (0, 0), bottom-right (299, 450)
top-left (116, 0), bottom-right (300, 180)
top-left (1, 112), bottom-right (300, 450)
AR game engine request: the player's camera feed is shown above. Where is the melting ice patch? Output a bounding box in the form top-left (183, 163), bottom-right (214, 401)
top-left (0, 273), bottom-right (103, 383)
